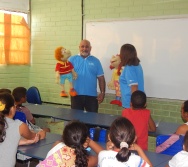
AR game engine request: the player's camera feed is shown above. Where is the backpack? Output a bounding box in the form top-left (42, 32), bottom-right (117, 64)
top-left (156, 134), bottom-right (184, 156)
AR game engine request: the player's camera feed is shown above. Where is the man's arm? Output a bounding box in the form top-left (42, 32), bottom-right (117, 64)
top-left (97, 75), bottom-right (106, 104)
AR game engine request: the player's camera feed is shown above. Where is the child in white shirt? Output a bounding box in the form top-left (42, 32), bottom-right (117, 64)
top-left (98, 117), bottom-right (152, 167)
top-left (167, 130), bottom-right (188, 167)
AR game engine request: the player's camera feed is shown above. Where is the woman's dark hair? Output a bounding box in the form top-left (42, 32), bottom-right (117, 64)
top-left (120, 43), bottom-right (140, 66)
top-left (183, 100), bottom-right (188, 112)
top-left (0, 93), bottom-right (15, 143)
top-left (109, 117), bottom-right (135, 162)
top-left (184, 130), bottom-right (188, 152)
top-left (62, 120), bottom-right (88, 167)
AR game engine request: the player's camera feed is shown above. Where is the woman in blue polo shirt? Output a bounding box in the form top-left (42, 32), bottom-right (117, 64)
top-left (118, 44), bottom-right (144, 108)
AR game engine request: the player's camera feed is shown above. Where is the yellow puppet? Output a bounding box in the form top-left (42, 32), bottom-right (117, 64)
top-left (55, 46), bottom-right (77, 97)
top-left (107, 55), bottom-right (122, 106)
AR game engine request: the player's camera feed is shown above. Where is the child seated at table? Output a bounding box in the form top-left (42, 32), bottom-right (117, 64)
top-left (12, 87), bottom-right (50, 133)
top-left (175, 100), bottom-right (188, 135)
top-left (166, 130), bottom-right (188, 167)
top-left (98, 117), bottom-right (152, 167)
top-left (0, 88), bottom-right (46, 145)
top-left (0, 92), bottom-right (46, 167)
top-left (37, 120), bottom-right (103, 167)
top-left (122, 90), bottom-right (156, 150)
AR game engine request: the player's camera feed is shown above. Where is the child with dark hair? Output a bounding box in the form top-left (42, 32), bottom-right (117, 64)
top-left (12, 87), bottom-right (35, 124)
top-left (0, 93), bottom-right (45, 167)
top-left (122, 90), bottom-right (156, 150)
top-left (98, 117), bottom-right (152, 167)
top-left (40, 120), bottom-right (103, 167)
top-left (175, 100), bottom-right (188, 135)
top-left (12, 87), bottom-right (50, 132)
top-left (167, 130), bottom-right (188, 167)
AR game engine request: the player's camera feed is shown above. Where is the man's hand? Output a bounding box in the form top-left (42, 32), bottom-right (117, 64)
top-left (97, 92), bottom-right (105, 104)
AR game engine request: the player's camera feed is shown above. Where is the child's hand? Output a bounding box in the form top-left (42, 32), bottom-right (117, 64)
top-left (38, 130), bottom-right (46, 140)
top-left (129, 143), bottom-right (141, 151)
top-left (83, 137), bottom-right (91, 148)
top-left (33, 133), bottom-right (40, 143)
top-left (19, 134), bottom-right (39, 145)
top-left (106, 140), bottom-right (114, 150)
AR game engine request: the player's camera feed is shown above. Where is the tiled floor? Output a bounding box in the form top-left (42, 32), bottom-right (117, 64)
top-left (16, 159), bottom-right (39, 167)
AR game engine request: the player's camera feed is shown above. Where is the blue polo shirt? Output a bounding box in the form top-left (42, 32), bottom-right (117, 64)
top-left (119, 64), bottom-right (144, 108)
top-left (69, 54), bottom-right (104, 96)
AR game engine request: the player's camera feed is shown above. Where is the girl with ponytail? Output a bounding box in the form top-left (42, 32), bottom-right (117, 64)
top-left (45, 120), bottom-right (103, 167)
top-left (98, 117), bottom-right (152, 167)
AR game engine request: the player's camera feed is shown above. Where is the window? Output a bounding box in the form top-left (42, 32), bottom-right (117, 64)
top-left (0, 11), bottom-right (30, 65)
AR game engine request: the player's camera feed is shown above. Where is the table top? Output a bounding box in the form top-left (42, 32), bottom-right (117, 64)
top-left (26, 103), bottom-right (119, 128)
top-left (144, 150), bottom-right (171, 167)
top-left (26, 104), bottom-right (73, 117)
top-left (25, 103), bottom-right (181, 136)
top-left (149, 121), bottom-right (181, 137)
top-left (54, 112), bottom-right (119, 128)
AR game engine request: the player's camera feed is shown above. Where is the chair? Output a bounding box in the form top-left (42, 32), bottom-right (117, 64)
top-left (26, 86), bottom-right (42, 104)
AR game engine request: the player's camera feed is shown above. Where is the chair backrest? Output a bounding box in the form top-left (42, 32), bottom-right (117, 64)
top-left (156, 134), bottom-right (184, 156)
top-left (26, 86), bottom-right (42, 104)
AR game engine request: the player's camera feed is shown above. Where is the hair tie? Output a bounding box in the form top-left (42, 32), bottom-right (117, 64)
top-left (120, 142), bottom-right (128, 149)
top-left (0, 101), bottom-right (5, 112)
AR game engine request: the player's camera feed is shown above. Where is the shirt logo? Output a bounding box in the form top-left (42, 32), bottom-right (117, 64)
top-left (89, 62), bottom-right (94, 66)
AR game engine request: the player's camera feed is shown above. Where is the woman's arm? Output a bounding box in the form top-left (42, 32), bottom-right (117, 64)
top-left (131, 85), bottom-right (138, 93)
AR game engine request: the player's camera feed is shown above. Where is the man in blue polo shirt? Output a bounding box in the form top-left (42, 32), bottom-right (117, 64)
top-left (69, 39), bottom-right (105, 112)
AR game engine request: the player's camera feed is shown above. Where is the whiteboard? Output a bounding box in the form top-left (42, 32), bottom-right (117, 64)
top-left (85, 18), bottom-right (188, 100)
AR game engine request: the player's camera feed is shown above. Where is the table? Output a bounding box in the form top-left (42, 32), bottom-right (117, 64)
top-left (26, 103), bottom-right (181, 136)
top-left (17, 133), bottom-right (172, 167)
top-left (26, 104), bottom-right (73, 117)
top-left (26, 103), bottom-right (119, 128)
top-left (17, 133), bottom-right (62, 160)
top-left (149, 121), bottom-right (181, 137)
top-left (144, 151), bottom-right (171, 167)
